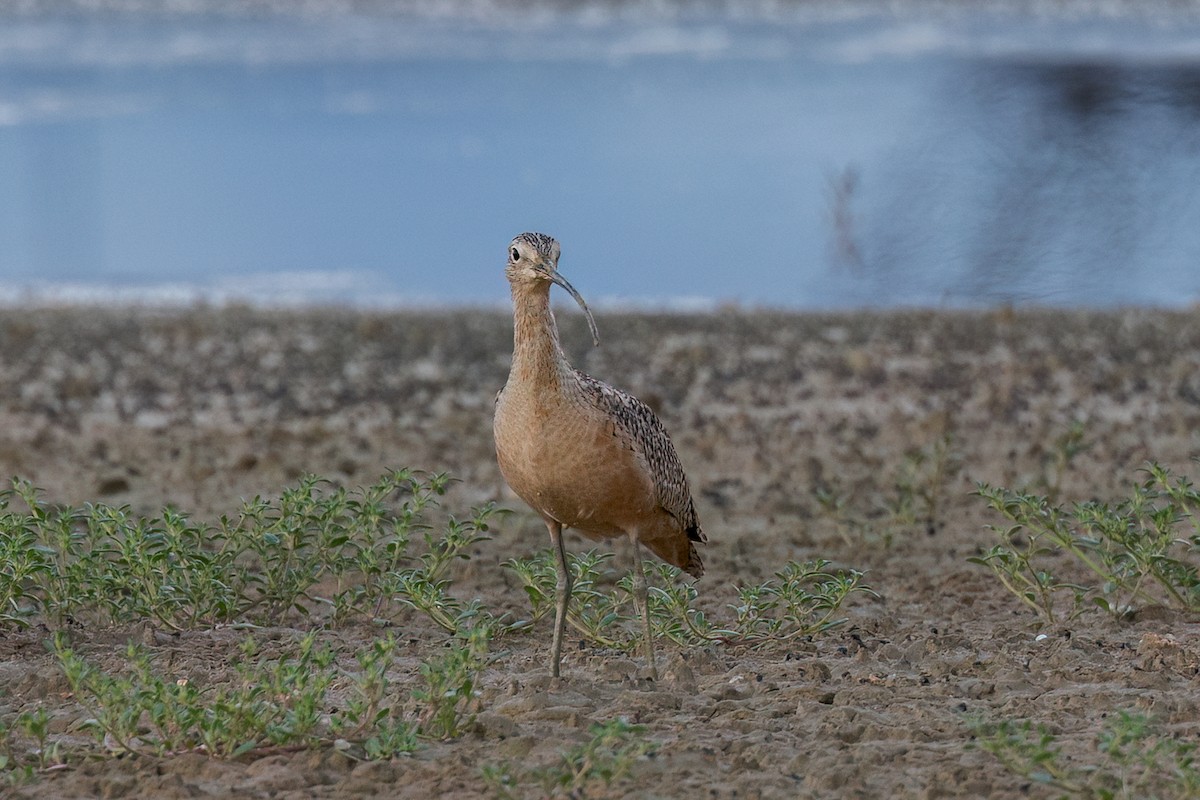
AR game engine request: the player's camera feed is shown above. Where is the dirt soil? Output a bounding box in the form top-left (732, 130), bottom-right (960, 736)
top-left (2, 306), bottom-right (1200, 799)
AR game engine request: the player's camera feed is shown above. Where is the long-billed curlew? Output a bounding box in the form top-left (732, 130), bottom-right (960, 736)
top-left (494, 232), bottom-right (705, 680)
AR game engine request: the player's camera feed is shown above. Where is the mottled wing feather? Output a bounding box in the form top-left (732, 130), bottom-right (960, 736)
top-left (574, 371), bottom-right (706, 544)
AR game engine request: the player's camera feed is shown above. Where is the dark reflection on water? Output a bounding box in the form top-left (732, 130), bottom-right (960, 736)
top-left (2, 15), bottom-right (1200, 308)
top-left (869, 58), bottom-right (1200, 306)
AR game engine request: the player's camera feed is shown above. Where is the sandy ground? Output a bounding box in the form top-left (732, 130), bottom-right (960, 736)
top-left (2, 306), bottom-right (1200, 798)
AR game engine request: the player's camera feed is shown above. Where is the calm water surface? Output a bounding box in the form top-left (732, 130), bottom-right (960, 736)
top-left (2, 12), bottom-right (1199, 308)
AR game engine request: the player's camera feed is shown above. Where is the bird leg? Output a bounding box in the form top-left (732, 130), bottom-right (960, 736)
top-left (549, 521), bottom-right (572, 678)
top-left (628, 533), bottom-right (659, 681)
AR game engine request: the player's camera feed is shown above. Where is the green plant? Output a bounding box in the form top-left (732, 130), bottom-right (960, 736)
top-left (57, 632), bottom-right (338, 757)
top-left (641, 561), bottom-right (737, 646)
top-left (971, 717), bottom-right (1079, 794)
top-left (334, 634), bottom-right (420, 758)
top-left (0, 470), bottom-right (498, 632)
top-left (813, 484), bottom-right (859, 547)
top-left (11, 707), bottom-right (60, 773)
top-left (228, 470), bottom-right (460, 622)
top-left (45, 624), bottom-right (486, 764)
top-left (0, 710), bottom-right (39, 786)
top-left (391, 506), bottom-right (499, 635)
top-left (972, 462), bottom-right (1200, 623)
top-left (724, 559), bottom-right (872, 641)
top-left (413, 621), bottom-right (492, 740)
top-left (505, 550), bottom-right (872, 651)
top-left (813, 432), bottom-right (960, 546)
top-left (361, 717), bottom-right (421, 761)
top-left (0, 481), bottom-right (85, 628)
top-left (505, 550), bottom-right (628, 650)
top-left (970, 711), bottom-right (1200, 799)
top-left (968, 487), bottom-right (1091, 624)
top-left (85, 503), bottom-right (243, 630)
top-left (1040, 420), bottom-right (1092, 501)
top-left (337, 635), bottom-right (392, 732)
top-left (892, 433), bottom-right (960, 536)
top-left (483, 717), bottom-right (656, 798)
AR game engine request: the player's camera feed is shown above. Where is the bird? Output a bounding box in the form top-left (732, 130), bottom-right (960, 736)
top-left (493, 231), bottom-right (705, 680)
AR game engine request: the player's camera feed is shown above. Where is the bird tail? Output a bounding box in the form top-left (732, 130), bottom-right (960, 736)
top-left (682, 541), bottom-right (704, 579)
top-left (681, 520), bottom-right (705, 578)
top-left (642, 524), bottom-right (705, 579)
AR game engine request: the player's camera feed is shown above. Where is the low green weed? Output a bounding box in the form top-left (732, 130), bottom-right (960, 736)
top-left (815, 432), bottom-right (961, 546)
top-left (725, 559), bottom-right (871, 640)
top-left (48, 622), bottom-right (496, 763)
top-left (505, 551), bottom-right (872, 651)
top-left (0, 470), bottom-right (499, 631)
top-left (390, 509), bottom-right (498, 635)
top-left (0, 713), bottom-right (39, 786)
top-left (326, 632), bottom-right (419, 759)
top-left (1039, 420), bottom-right (1092, 502)
top-left (482, 717), bottom-right (655, 799)
top-left (891, 433), bottom-right (960, 536)
top-left (58, 633), bottom-right (337, 757)
top-left (972, 461), bottom-right (1200, 623)
top-left (505, 550), bottom-right (628, 649)
top-left (414, 622), bottom-right (492, 739)
top-left (0, 466), bottom-right (870, 787)
top-left (3, 706), bottom-right (62, 779)
top-left (970, 711), bottom-right (1200, 799)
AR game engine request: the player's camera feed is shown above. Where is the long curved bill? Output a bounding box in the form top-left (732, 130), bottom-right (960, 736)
top-left (548, 271), bottom-right (601, 347)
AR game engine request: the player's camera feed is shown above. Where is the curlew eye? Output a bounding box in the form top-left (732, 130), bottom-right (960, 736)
top-left (510, 247), bottom-right (520, 262)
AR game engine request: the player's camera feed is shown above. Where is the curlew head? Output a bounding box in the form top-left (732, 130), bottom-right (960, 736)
top-left (507, 232), bottom-right (600, 347)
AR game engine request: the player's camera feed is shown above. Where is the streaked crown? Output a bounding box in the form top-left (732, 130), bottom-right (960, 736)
top-left (511, 232), bottom-right (560, 264)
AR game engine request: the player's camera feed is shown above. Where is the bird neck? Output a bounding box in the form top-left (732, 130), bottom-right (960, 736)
top-left (509, 281), bottom-right (574, 388)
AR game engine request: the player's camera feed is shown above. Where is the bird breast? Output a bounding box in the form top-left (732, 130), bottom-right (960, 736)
top-left (494, 384), bottom-right (655, 537)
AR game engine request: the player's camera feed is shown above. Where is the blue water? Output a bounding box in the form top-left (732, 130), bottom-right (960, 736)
top-left (2, 12), bottom-right (1200, 308)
